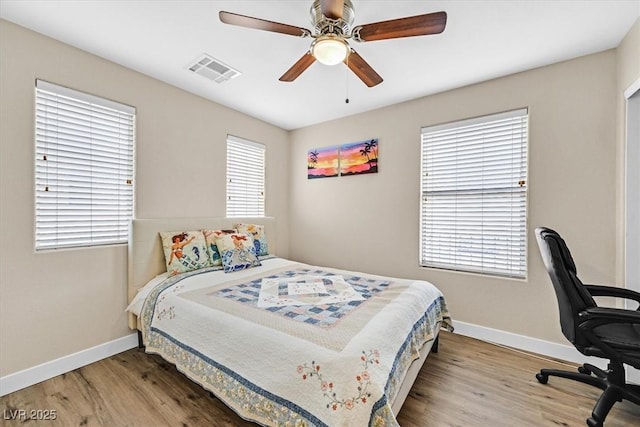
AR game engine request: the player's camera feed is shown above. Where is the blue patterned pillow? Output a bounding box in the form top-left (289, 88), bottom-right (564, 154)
top-left (234, 223), bottom-right (269, 256)
top-left (214, 232), bottom-right (262, 273)
top-left (203, 229), bottom-right (236, 266)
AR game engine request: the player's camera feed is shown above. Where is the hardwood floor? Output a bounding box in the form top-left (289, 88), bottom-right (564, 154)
top-left (1, 332), bottom-right (638, 426)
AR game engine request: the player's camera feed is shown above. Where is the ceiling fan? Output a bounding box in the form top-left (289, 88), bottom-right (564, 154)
top-left (219, 0), bottom-right (447, 87)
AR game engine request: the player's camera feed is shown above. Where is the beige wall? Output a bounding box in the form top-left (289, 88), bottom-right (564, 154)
top-left (289, 50), bottom-right (619, 344)
top-left (616, 19), bottom-right (640, 284)
top-left (0, 20), bottom-right (290, 377)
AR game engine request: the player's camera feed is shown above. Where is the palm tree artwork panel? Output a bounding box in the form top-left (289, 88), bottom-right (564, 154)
top-left (340, 139), bottom-right (378, 176)
top-left (307, 146), bottom-right (339, 179)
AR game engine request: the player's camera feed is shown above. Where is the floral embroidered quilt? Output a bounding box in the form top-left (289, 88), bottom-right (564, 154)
top-left (140, 258), bottom-right (452, 427)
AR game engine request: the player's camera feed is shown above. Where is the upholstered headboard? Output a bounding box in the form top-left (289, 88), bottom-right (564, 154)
top-left (127, 217), bottom-right (276, 329)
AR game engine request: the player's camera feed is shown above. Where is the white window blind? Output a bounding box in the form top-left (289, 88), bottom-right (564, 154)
top-left (35, 80), bottom-right (135, 250)
top-left (420, 108), bottom-right (528, 278)
top-left (226, 135), bottom-right (265, 217)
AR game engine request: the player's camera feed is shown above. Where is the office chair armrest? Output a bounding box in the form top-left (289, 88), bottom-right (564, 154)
top-left (578, 306), bottom-right (640, 325)
top-left (584, 284), bottom-right (640, 307)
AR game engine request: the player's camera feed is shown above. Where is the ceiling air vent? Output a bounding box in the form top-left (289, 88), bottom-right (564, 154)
top-left (187, 53), bottom-right (241, 84)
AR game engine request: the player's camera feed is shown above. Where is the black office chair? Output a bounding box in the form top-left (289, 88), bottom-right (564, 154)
top-left (535, 227), bottom-right (640, 427)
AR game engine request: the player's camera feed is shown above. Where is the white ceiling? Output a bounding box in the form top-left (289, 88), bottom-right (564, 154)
top-left (1, 1), bottom-right (638, 130)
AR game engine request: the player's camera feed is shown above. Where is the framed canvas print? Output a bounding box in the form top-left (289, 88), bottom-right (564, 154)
top-left (307, 146), bottom-right (339, 179)
top-left (340, 138), bottom-right (378, 176)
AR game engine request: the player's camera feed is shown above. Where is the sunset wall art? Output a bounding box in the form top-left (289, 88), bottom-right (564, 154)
top-left (339, 138), bottom-right (378, 176)
top-left (307, 146), bottom-right (339, 179)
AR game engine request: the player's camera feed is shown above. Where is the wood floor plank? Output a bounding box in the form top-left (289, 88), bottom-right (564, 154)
top-left (1, 332), bottom-right (638, 426)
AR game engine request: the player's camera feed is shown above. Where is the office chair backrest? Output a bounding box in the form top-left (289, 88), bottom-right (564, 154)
top-left (535, 227), bottom-right (597, 349)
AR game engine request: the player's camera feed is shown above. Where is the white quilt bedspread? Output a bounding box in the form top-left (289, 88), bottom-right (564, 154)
top-left (139, 258), bottom-right (451, 427)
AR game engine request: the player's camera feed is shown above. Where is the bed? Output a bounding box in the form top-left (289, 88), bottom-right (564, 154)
top-left (127, 217), bottom-right (452, 426)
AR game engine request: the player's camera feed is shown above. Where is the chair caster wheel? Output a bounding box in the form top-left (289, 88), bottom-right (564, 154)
top-left (578, 366), bottom-right (591, 375)
top-left (586, 417), bottom-right (602, 427)
top-left (536, 373), bottom-right (548, 384)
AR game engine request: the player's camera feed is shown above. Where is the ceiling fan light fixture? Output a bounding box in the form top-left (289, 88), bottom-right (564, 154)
top-left (311, 35), bottom-right (349, 66)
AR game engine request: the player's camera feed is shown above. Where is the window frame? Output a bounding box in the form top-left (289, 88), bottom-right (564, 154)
top-left (34, 80), bottom-right (135, 251)
top-left (419, 108), bottom-right (529, 279)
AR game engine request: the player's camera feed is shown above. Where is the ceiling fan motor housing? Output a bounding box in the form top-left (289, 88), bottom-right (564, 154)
top-left (309, 0), bottom-right (355, 36)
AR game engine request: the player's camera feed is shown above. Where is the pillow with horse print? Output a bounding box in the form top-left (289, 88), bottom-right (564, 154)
top-left (160, 230), bottom-right (211, 275)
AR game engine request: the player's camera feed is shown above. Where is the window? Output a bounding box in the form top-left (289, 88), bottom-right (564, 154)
top-left (420, 108), bottom-right (528, 278)
top-left (226, 135), bottom-right (265, 217)
top-left (35, 80), bottom-right (135, 250)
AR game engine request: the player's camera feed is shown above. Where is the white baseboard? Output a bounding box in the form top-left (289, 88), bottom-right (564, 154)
top-left (452, 320), bottom-right (607, 369)
top-left (0, 333), bottom-right (138, 397)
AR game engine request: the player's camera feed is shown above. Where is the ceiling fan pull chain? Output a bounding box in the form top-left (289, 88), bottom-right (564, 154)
top-left (345, 54), bottom-right (350, 104)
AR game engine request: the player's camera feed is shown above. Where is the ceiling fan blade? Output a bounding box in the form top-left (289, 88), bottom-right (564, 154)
top-left (219, 11), bottom-right (310, 37)
top-left (345, 50), bottom-right (383, 87)
top-left (320, 0), bottom-right (344, 20)
top-left (353, 11), bottom-right (447, 42)
top-left (279, 52), bottom-right (316, 82)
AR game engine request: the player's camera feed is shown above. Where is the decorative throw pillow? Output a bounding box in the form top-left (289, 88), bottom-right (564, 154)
top-left (159, 230), bottom-right (211, 275)
top-left (203, 229), bottom-right (236, 266)
top-left (234, 223), bottom-right (269, 256)
top-left (214, 232), bottom-right (262, 273)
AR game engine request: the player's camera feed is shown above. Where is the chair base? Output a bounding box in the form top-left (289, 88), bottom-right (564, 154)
top-left (536, 362), bottom-right (640, 427)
